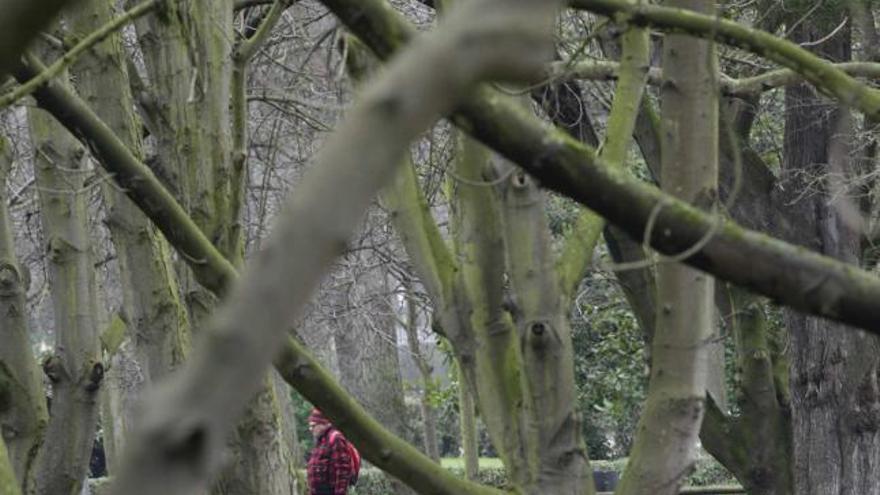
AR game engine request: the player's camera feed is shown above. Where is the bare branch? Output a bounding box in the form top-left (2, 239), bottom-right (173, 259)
top-left (325, 0), bottom-right (880, 331)
top-left (570, 0), bottom-right (880, 117)
top-left (0, 0), bottom-right (159, 109)
top-left (0, 0), bottom-right (77, 78)
top-left (109, 0), bottom-right (560, 493)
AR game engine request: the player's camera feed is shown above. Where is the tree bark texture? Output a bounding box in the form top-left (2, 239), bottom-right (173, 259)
top-left (784, 12), bottom-right (880, 495)
top-left (700, 287), bottom-right (792, 495)
top-left (130, 2), bottom-right (298, 492)
top-left (66, 0), bottom-right (192, 469)
top-left (28, 57), bottom-right (103, 495)
top-left (493, 156), bottom-right (591, 495)
top-left (332, 248), bottom-right (412, 494)
top-left (110, 1), bottom-right (558, 492)
top-left (457, 362), bottom-right (479, 480)
top-left (0, 136), bottom-right (48, 491)
top-left (447, 133), bottom-right (540, 492)
top-left (617, 1), bottom-right (717, 493)
top-left (0, 436), bottom-right (22, 495)
top-left (403, 285), bottom-right (441, 462)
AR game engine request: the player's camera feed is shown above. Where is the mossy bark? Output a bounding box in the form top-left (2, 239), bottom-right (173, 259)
top-left (448, 134), bottom-right (540, 492)
top-left (0, 136), bottom-right (48, 491)
top-left (322, 0), bottom-right (880, 332)
top-left (616, 1), bottom-right (718, 493)
top-left (66, 0), bottom-right (192, 470)
top-left (332, 256), bottom-right (412, 495)
top-left (494, 157), bottom-right (592, 494)
top-left (403, 281), bottom-right (441, 462)
top-left (28, 49), bottom-right (102, 495)
top-left (457, 362), bottom-right (479, 480)
top-left (701, 287), bottom-right (792, 495)
top-left (0, 436), bottom-right (22, 495)
top-left (783, 10), bottom-right (880, 494)
top-left (131, 2), bottom-right (298, 491)
top-left (372, 22), bottom-right (652, 492)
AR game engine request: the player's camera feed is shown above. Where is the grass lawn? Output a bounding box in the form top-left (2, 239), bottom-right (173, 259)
top-left (440, 457), bottom-right (504, 470)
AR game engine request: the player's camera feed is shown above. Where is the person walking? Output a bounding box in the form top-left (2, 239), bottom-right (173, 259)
top-left (306, 408), bottom-right (359, 495)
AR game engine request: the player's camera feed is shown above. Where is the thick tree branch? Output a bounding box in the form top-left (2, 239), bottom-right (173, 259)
top-left (724, 62), bottom-right (880, 96)
top-left (0, 0), bottom-right (77, 78)
top-left (10, 42), bottom-right (494, 495)
top-left (275, 336), bottom-right (502, 495)
top-left (324, 0), bottom-right (880, 332)
top-left (570, 0), bottom-right (880, 117)
top-left (551, 59), bottom-right (880, 97)
top-left (699, 395), bottom-right (744, 478)
top-left (231, 0), bottom-right (296, 260)
top-left (108, 0), bottom-right (560, 493)
top-left (6, 3), bottom-right (535, 495)
top-left (0, 436), bottom-right (21, 495)
top-left (557, 23), bottom-right (649, 300)
top-left (13, 55), bottom-right (239, 296)
top-left (0, 0), bottom-right (158, 109)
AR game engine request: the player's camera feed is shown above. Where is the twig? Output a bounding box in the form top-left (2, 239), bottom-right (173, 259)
top-left (0, 0), bottom-right (159, 109)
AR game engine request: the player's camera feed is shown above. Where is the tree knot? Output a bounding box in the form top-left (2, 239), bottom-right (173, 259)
top-left (42, 354), bottom-right (65, 384)
top-left (85, 362), bottom-right (105, 393)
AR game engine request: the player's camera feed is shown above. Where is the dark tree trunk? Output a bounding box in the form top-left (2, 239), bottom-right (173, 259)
top-left (784, 14), bottom-right (880, 495)
top-left (333, 238), bottom-right (413, 495)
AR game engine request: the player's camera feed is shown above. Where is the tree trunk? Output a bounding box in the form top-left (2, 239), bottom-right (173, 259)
top-left (457, 363), bottom-right (479, 480)
top-left (403, 282), bottom-right (441, 461)
top-left (617, 1), bottom-right (718, 493)
top-left (0, 136), bottom-right (47, 491)
top-left (272, 370), bottom-right (304, 486)
top-left (131, 3), bottom-right (298, 491)
top-left (784, 12), bottom-right (880, 495)
top-left (28, 50), bottom-right (103, 495)
top-left (447, 133), bottom-right (539, 492)
top-left (65, 0), bottom-right (192, 470)
top-left (333, 247), bottom-right (412, 494)
top-left (0, 436), bottom-right (22, 495)
top-left (211, 373), bottom-right (300, 495)
top-left (493, 156), bottom-right (591, 494)
top-left (708, 287), bottom-right (792, 495)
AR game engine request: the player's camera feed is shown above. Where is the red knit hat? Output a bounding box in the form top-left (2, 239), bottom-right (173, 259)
top-left (308, 408), bottom-right (330, 425)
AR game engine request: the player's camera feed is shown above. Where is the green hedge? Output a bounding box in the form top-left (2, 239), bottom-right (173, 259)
top-left (350, 465), bottom-right (507, 494)
top-left (591, 456), bottom-right (735, 486)
top-left (347, 456), bottom-right (736, 494)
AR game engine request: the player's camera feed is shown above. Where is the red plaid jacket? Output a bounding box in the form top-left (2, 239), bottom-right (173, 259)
top-left (307, 427), bottom-right (352, 495)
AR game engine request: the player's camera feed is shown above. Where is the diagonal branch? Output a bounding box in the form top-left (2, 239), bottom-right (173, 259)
top-left (550, 59), bottom-right (880, 98)
top-left (106, 0), bottom-right (561, 493)
top-left (275, 336), bottom-right (502, 495)
top-left (13, 53), bottom-right (239, 296)
top-left (324, 0), bottom-right (880, 332)
top-left (12, 44), bottom-right (494, 495)
top-left (556, 22), bottom-right (649, 300)
top-left (0, 0), bottom-right (78, 78)
top-left (0, 0), bottom-right (159, 109)
top-left (569, 0), bottom-right (880, 117)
